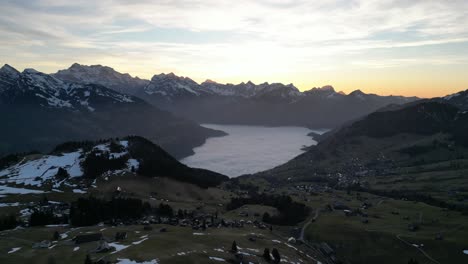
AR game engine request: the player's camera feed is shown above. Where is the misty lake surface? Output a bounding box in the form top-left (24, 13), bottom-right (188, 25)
top-left (180, 124), bottom-right (326, 177)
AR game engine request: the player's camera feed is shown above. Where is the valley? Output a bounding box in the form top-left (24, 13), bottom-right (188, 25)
top-left (1, 64), bottom-right (468, 264)
top-left (2, 1), bottom-right (468, 263)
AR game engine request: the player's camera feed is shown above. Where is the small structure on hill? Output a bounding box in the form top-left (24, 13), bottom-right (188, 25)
top-left (319, 242), bottom-right (334, 256)
top-left (32, 240), bottom-right (52, 249)
top-left (115, 232), bottom-right (127, 241)
top-left (408, 223), bottom-right (419, 232)
top-left (95, 240), bottom-right (113, 253)
top-left (73, 233), bottom-right (104, 244)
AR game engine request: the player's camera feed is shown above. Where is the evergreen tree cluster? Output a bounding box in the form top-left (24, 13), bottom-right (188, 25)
top-left (51, 140), bottom-right (97, 154)
top-left (29, 210), bottom-right (66, 226)
top-left (55, 167), bottom-right (70, 180)
top-left (226, 194), bottom-right (309, 225)
top-left (70, 196), bottom-right (150, 226)
top-left (69, 196), bottom-right (174, 226)
top-left (82, 150), bottom-right (129, 179)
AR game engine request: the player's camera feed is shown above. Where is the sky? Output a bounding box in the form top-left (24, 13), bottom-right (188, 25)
top-left (1, 0), bottom-right (468, 98)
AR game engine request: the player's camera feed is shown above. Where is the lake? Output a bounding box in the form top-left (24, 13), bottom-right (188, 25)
top-left (180, 124), bottom-right (326, 177)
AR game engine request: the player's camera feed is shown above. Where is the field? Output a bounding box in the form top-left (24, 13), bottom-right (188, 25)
top-left (301, 189), bottom-right (468, 264)
top-left (0, 222), bottom-right (322, 264)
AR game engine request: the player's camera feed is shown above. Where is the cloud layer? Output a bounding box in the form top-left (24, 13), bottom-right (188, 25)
top-left (1, 0), bottom-right (468, 97)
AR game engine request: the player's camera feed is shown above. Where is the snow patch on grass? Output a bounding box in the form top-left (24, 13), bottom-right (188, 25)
top-left (0, 151), bottom-right (83, 187)
top-left (209, 257), bottom-right (226, 262)
top-left (8, 247), bottom-right (21, 254)
top-left (109, 242), bottom-right (130, 254)
top-left (116, 259), bottom-right (159, 264)
top-left (132, 238), bottom-right (148, 245)
top-left (0, 185), bottom-right (44, 195)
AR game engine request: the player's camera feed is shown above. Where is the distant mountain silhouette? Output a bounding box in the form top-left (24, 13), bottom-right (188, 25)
top-left (54, 63), bottom-right (419, 128)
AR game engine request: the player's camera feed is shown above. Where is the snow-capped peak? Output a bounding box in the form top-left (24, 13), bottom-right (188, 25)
top-left (2, 68), bottom-right (137, 111)
top-left (144, 72), bottom-right (202, 97)
top-left (0, 64), bottom-right (20, 79)
top-left (53, 63), bottom-right (149, 94)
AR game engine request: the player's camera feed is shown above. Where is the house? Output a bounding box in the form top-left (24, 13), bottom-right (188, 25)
top-left (32, 240), bottom-right (51, 249)
top-left (115, 232), bottom-right (127, 241)
top-left (73, 233), bottom-right (104, 244)
top-left (95, 240), bottom-right (113, 253)
top-left (319, 242), bottom-right (334, 256)
top-left (408, 223), bottom-right (419, 232)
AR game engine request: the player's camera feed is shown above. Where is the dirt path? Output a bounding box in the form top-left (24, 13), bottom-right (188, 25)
top-left (298, 209), bottom-right (319, 242)
top-left (396, 234), bottom-right (440, 264)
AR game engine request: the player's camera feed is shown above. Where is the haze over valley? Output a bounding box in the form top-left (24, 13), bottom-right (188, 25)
top-left (181, 124), bottom-right (325, 177)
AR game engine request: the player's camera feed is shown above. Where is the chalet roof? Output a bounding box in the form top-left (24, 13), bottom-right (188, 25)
top-left (73, 233), bottom-right (103, 244)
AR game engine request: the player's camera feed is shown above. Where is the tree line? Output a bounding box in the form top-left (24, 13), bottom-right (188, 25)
top-left (226, 193), bottom-right (309, 225)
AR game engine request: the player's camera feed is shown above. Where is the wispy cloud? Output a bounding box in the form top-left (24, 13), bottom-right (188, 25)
top-left (0, 0), bottom-right (467, 96)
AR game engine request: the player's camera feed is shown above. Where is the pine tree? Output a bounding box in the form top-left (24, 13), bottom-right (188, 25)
top-left (263, 212), bottom-right (271, 222)
top-left (263, 248), bottom-right (271, 261)
top-left (272, 248), bottom-right (281, 263)
top-left (84, 255), bottom-right (92, 264)
top-left (53, 231), bottom-right (60, 241)
top-left (231, 241), bottom-right (238, 253)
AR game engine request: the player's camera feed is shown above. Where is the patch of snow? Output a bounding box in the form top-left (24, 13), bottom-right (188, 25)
top-left (272, 240), bottom-right (281, 243)
top-left (72, 189), bottom-right (87, 194)
top-left (238, 251), bottom-right (254, 256)
top-left (45, 224), bottom-right (69, 227)
top-left (0, 202), bottom-right (20, 207)
top-left (285, 243), bottom-right (298, 251)
top-left (193, 232), bottom-right (209, 235)
top-left (48, 244), bottom-right (58, 249)
top-left (214, 248), bottom-right (224, 252)
top-left (109, 242), bottom-right (130, 254)
top-left (132, 238), bottom-right (148, 245)
top-left (209, 257), bottom-right (226, 262)
top-left (0, 151), bottom-right (83, 187)
top-left (73, 247), bottom-right (79, 252)
top-left (20, 208), bottom-right (33, 218)
top-left (127, 159), bottom-right (139, 170)
top-left (0, 185), bottom-right (44, 194)
top-left (116, 259), bottom-right (159, 264)
top-left (463, 250), bottom-right (468, 255)
top-left (120, 141), bottom-right (129, 148)
top-left (8, 247), bottom-right (21, 254)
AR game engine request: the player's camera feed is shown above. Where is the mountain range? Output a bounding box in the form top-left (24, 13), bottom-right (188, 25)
top-left (53, 63), bottom-right (419, 128)
top-left (0, 64), bottom-right (225, 158)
